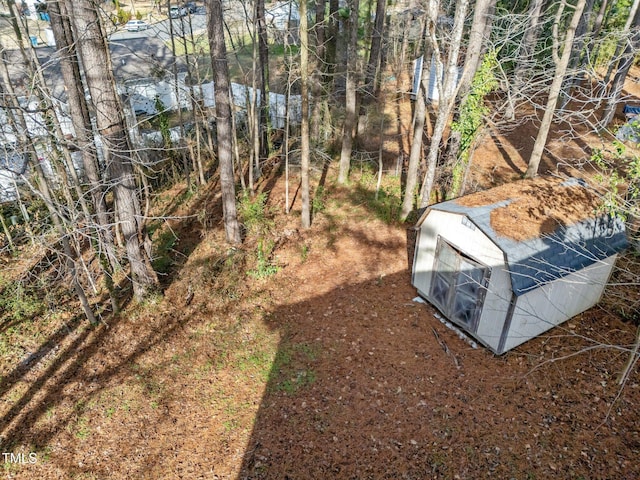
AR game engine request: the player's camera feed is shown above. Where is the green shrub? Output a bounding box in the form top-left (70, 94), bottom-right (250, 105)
top-left (238, 191), bottom-right (273, 236)
top-left (0, 278), bottom-right (44, 323)
top-left (248, 240), bottom-right (280, 279)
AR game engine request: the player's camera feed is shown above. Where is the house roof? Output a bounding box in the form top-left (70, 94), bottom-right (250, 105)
top-left (423, 177), bottom-right (628, 296)
top-left (4, 38), bottom-right (183, 102)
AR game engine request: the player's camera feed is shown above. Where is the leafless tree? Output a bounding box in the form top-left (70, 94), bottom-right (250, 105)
top-left (300, 0), bottom-right (311, 228)
top-left (525, 0), bottom-right (588, 178)
top-left (207, 0), bottom-right (241, 243)
top-left (338, 0), bottom-right (360, 184)
top-left (418, 0), bottom-right (470, 207)
top-left (70, 0), bottom-right (159, 301)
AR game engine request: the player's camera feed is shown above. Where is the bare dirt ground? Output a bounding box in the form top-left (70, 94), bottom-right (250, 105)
top-left (1, 70), bottom-right (640, 479)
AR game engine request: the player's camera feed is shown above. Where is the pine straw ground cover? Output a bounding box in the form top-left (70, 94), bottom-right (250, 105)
top-left (0, 167), bottom-right (638, 479)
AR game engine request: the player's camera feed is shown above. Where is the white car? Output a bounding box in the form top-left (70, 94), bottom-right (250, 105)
top-left (124, 20), bottom-right (149, 32)
top-left (169, 6), bottom-right (188, 18)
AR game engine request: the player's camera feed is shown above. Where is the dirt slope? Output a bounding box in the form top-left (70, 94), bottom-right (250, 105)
top-left (1, 67), bottom-right (640, 480)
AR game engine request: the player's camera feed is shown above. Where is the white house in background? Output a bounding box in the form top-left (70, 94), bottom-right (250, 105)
top-left (411, 54), bottom-right (462, 102)
top-left (266, 1), bottom-right (300, 43)
top-left (412, 177), bottom-right (628, 354)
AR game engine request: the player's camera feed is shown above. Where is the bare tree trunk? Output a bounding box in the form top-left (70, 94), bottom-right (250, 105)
top-left (167, 0), bottom-right (191, 190)
top-left (300, 0), bottom-right (311, 228)
top-left (525, 0), bottom-right (588, 178)
top-left (418, 0), bottom-right (470, 208)
top-left (30, 161), bottom-right (98, 324)
top-left (207, 0), bottom-right (242, 243)
top-left (325, 0), bottom-right (340, 87)
top-left (0, 46), bottom-right (96, 324)
top-left (363, 0), bottom-right (387, 102)
top-left (457, 0), bottom-right (496, 98)
top-left (401, 45), bottom-right (430, 221)
top-left (256, 0), bottom-right (270, 160)
top-left (513, 0), bottom-right (545, 83)
top-left (600, 2), bottom-right (640, 127)
top-left (441, 0), bottom-right (496, 177)
top-left (70, 0), bottom-right (159, 300)
top-left (603, 0), bottom-right (640, 85)
top-left (338, 0), bottom-right (360, 184)
top-left (0, 213), bottom-right (14, 253)
top-left (559, 0), bottom-right (597, 109)
top-left (46, 0), bottom-right (118, 274)
top-left (583, 0), bottom-right (609, 63)
top-left (310, 0), bottom-right (327, 139)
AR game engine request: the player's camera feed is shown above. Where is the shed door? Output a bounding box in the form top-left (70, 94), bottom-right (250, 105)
top-left (430, 237), bottom-right (489, 332)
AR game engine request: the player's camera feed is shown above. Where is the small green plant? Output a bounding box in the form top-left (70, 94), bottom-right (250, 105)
top-left (300, 244), bottom-right (310, 262)
top-left (223, 419), bottom-right (239, 432)
top-left (312, 186), bottom-right (326, 215)
top-left (74, 416), bottom-right (91, 440)
top-left (0, 277), bottom-right (44, 323)
top-left (154, 96), bottom-right (172, 148)
top-left (449, 50), bottom-right (498, 198)
top-left (238, 191), bottom-right (273, 236)
top-left (151, 229), bottom-right (178, 274)
top-left (235, 349), bottom-right (272, 382)
top-left (591, 141), bottom-right (640, 221)
top-left (270, 342), bottom-right (318, 394)
top-left (114, 8), bottom-right (131, 25)
top-left (278, 369), bottom-right (316, 394)
top-left (248, 240), bottom-right (280, 279)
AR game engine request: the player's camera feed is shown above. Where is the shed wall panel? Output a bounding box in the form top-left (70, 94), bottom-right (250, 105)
top-left (414, 211), bottom-right (504, 296)
top-left (503, 255), bottom-right (616, 352)
top-left (475, 266), bottom-right (513, 351)
top-left (413, 210), bottom-right (509, 352)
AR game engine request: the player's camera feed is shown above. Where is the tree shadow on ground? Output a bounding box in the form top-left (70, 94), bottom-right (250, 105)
top-left (236, 265), bottom-right (640, 479)
top-left (0, 293), bottom-right (192, 466)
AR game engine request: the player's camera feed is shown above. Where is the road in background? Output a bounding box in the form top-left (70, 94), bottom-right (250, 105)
top-left (109, 8), bottom-right (207, 42)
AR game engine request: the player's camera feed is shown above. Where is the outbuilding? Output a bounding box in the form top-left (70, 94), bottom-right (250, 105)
top-left (412, 177), bottom-right (628, 354)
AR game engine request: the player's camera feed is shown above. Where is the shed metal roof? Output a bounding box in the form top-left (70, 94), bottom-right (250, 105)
top-left (426, 178), bottom-right (628, 296)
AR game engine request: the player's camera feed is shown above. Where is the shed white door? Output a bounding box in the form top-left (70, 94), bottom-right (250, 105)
top-left (430, 238), bottom-right (489, 332)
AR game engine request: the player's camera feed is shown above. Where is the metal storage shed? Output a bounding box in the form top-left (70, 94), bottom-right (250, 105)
top-left (412, 177), bottom-right (628, 354)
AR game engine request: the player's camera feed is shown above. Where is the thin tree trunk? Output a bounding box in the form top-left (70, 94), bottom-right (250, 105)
top-left (0, 39), bottom-right (99, 322)
top-left (325, 0), bottom-right (340, 86)
top-left (207, 0), bottom-right (242, 243)
top-left (256, 0), bottom-right (270, 160)
top-left (584, 0), bottom-right (609, 65)
top-left (441, 0), bottom-right (496, 175)
top-left (300, 0), bottom-right (311, 228)
top-left (418, 0), bottom-right (470, 208)
top-left (603, 0), bottom-right (640, 85)
top-left (338, 0), bottom-right (360, 184)
top-left (513, 0), bottom-right (545, 83)
top-left (0, 213), bottom-right (14, 253)
top-left (363, 0), bottom-right (386, 101)
top-left (401, 47), bottom-right (430, 221)
top-left (70, 0), bottom-right (159, 300)
top-left (600, 1), bottom-right (640, 126)
top-left (167, 0), bottom-right (191, 189)
top-left (526, 0), bottom-right (588, 178)
top-left (30, 161), bottom-right (98, 324)
top-left (49, 0), bottom-right (107, 217)
top-left (310, 0), bottom-right (326, 139)
top-left (560, 0), bottom-right (597, 109)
